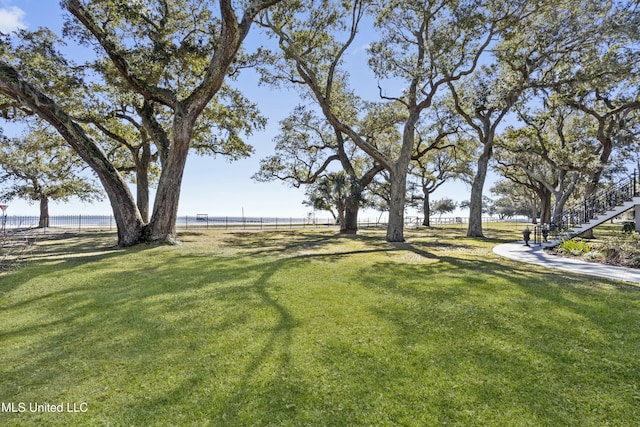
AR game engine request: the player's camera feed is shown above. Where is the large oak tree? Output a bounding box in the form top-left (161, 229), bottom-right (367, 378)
top-left (0, 123), bottom-right (103, 227)
top-left (253, 105), bottom-right (383, 234)
top-left (260, 0), bottom-right (525, 242)
top-left (0, 0), bottom-right (280, 246)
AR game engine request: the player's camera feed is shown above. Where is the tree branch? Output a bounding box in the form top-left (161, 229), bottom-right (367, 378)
top-left (64, 0), bottom-right (178, 108)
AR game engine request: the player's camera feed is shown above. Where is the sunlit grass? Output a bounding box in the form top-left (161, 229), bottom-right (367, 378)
top-left (1, 225), bottom-right (639, 426)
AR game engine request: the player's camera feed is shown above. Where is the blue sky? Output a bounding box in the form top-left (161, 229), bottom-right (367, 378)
top-left (0, 0), bottom-right (474, 219)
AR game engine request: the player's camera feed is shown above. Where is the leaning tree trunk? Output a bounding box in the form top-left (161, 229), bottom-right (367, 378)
top-left (342, 200), bottom-right (359, 234)
top-left (38, 195), bottom-right (49, 228)
top-left (337, 205), bottom-right (346, 230)
top-left (0, 65), bottom-right (145, 247)
top-left (341, 162), bottom-right (382, 235)
top-left (96, 164), bottom-right (145, 246)
top-left (136, 171), bottom-right (150, 224)
top-left (336, 134), bottom-right (368, 235)
top-left (530, 202), bottom-right (538, 224)
top-left (422, 189), bottom-right (431, 227)
top-left (385, 115), bottom-right (417, 243)
top-left (136, 143), bottom-right (152, 223)
top-left (550, 200), bottom-right (564, 228)
top-left (386, 167), bottom-right (407, 242)
top-left (148, 126), bottom-right (191, 244)
top-left (467, 178), bottom-right (485, 237)
top-left (539, 189), bottom-right (552, 225)
top-left (467, 143), bottom-right (492, 238)
top-left (339, 175), bottom-right (359, 234)
top-left (57, 140), bottom-right (145, 247)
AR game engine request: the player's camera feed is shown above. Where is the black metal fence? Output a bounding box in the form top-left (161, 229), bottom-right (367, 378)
top-left (1, 214), bottom-right (504, 233)
top-left (1, 215), bottom-right (385, 232)
top-left (558, 170), bottom-right (640, 233)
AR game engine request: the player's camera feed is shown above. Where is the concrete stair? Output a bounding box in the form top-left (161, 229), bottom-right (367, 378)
top-left (545, 196), bottom-right (640, 247)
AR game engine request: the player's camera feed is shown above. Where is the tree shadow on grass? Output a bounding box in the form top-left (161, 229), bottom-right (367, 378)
top-left (32, 230), bottom-right (118, 248)
top-left (0, 231), bottom-right (414, 425)
top-left (0, 240), bottom-right (319, 425)
top-left (3, 232), bottom-right (638, 425)
top-left (354, 243), bottom-right (640, 425)
top-left (217, 229), bottom-right (382, 257)
top-left (0, 235), bottom-right (133, 299)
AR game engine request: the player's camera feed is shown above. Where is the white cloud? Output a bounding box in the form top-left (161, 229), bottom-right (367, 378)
top-left (0, 6), bottom-right (26, 33)
top-left (349, 43), bottom-right (371, 56)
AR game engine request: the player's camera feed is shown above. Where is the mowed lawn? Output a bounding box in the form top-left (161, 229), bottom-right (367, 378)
top-left (1, 226), bottom-right (639, 426)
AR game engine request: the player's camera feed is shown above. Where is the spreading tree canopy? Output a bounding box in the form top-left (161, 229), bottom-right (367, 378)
top-left (0, 123), bottom-right (103, 227)
top-left (0, 0), bottom-right (281, 246)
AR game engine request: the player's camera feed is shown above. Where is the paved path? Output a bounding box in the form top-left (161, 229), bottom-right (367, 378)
top-left (492, 242), bottom-right (640, 284)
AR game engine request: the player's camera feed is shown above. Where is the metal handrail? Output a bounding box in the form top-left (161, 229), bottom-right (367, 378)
top-left (554, 169), bottom-right (640, 235)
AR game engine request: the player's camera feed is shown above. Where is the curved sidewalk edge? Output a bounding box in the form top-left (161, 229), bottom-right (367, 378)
top-left (493, 242), bottom-right (640, 285)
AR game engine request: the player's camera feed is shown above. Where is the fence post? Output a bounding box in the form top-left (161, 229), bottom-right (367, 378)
top-left (79, 214), bottom-right (81, 232)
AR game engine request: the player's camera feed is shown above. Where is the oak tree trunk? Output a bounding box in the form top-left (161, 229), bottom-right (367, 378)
top-left (530, 202), bottom-right (538, 224)
top-left (467, 143), bottom-right (492, 238)
top-left (148, 127), bottom-right (191, 244)
top-left (337, 205), bottom-right (346, 230)
top-left (38, 195), bottom-right (49, 228)
top-left (137, 173), bottom-right (150, 224)
top-left (136, 143), bottom-right (151, 223)
top-left (342, 198), bottom-right (359, 234)
top-left (540, 191), bottom-right (552, 224)
top-left (422, 190), bottom-right (431, 227)
top-left (386, 167), bottom-right (407, 242)
top-left (0, 65), bottom-right (145, 247)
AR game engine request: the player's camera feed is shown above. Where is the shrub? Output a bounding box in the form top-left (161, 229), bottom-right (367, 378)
top-left (621, 221), bottom-right (635, 234)
top-left (559, 239), bottom-right (591, 256)
top-left (583, 250), bottom-right (604, 260)
top-left (599, 234), bottom-right (640, 267)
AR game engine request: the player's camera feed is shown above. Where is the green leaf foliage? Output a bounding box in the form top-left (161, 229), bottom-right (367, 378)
top-left (0, 122), bottom-right (104, 204)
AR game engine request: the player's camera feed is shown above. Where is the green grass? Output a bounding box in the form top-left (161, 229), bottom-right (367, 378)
top-left (1, 226), bottom-right (639, 426)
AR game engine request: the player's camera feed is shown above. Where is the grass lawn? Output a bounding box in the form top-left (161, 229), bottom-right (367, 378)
top-left (1, 225), bottom-right (639, 426)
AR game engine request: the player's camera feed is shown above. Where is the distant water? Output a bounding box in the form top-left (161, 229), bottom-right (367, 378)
top-left (1, 215), bottom-right (336, 230)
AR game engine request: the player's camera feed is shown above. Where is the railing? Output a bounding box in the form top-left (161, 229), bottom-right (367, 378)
top-left (1, 214), bottom-right (509, 232)
top-left (0, 215), bottom-right (391, 232)
top-left (555, 169), bottom-right (640, 235)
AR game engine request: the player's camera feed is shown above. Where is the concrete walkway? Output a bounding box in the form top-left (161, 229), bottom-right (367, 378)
top-left (493, 242), bottom-right (640, 284)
